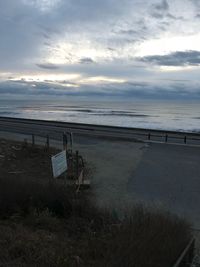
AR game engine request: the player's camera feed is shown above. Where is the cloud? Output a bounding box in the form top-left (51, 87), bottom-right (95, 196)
top-left (79, 58), bottom-right (95, 64)
top-left (36, 63), bottom-right (60, 69)
top-left (117, 29), bottom-right (139, 35)
top-left (137, 50), bottom-right (200, 66)
top-left (153, 0), bottom-right (169, 11)
top-left (0, 0), bottom-right (192, 72)
top-left (150, 0), bottom-right (169, 19)
top-left (0, 78), bottom-right (200, 100)
top-left (166, 13), bottom-right (184, 20)
top-left (0, 0), bottom-right (200, 100)
top-left (191, 0), bottom-right (200, 8)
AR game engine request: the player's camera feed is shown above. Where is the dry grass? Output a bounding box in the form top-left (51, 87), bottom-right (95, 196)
top-left (0, 175), bottom-right (191, 267)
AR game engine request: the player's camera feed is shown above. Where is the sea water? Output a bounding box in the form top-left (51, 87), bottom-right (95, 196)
top-left (0, 98), bottom-right (199, 132)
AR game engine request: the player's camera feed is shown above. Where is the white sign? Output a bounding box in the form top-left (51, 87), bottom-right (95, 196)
top-left (51, 150), bottom-right (67, 178)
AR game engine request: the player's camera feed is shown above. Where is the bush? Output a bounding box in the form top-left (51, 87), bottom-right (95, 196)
top-left (0, 176), bottom-right (73, 218)
top-left (0, 176), bottom-right (192, 267)
top-left (88, 206), bottom-right (191, 267)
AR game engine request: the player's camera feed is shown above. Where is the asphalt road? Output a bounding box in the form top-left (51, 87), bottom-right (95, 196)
top-left (129, 143), bottom-right (200, 228)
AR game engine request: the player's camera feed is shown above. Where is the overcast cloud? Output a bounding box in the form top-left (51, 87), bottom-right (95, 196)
top-left (0, 0), bottom-right (200, 99)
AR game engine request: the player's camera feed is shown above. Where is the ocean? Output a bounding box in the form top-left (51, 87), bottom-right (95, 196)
top-left (0, 98), bottom-right (199, 132)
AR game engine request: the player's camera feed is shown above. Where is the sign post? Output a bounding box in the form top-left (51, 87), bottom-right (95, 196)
top-left (63, 132), bottom-right (68, 150)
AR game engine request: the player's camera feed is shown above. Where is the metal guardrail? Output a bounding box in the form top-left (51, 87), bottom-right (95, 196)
top-left (172, 238), bottom-right (195, 267)
top-left (0, 117), bottom-right (200, 145)
top-left (0, 128), bottom-right (73, 152)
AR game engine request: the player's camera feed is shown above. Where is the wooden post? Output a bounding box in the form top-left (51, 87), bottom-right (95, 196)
top-left (70, 132), bottom-right (73, 150)
top-left (46, 135), bottom-right (49, 149)
top-left (32, 134), bottom-right (35, 146)
top-left (63, 132), bottom-right (68, 150)
top-left (24, 138), bottom-right (28, 147)
top-left (76, 150), bottom-right (79, 179)
top-left (165, 134), bottom-right (168, 143)
top-left (148, 133), bottom-right (151, 140)
top-left (184, 136), bottom-right (187, 144)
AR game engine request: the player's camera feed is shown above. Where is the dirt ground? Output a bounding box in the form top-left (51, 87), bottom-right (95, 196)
top-left (72, 135), bottom-right (146, 209)
top-left (0, 139), bottom-right (58, 183)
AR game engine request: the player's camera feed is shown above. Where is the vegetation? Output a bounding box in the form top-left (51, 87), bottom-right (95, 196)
top-left (0, 140), bottom-right (192, 266)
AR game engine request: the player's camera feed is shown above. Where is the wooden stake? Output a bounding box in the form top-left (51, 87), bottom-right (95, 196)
top-left (32, 134), bottom-right (35, 146)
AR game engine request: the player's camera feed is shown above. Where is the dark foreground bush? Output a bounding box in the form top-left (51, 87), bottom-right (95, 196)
top-left (0, 176), bottom-right (192, 267)
top-left (0, 176), bottom-right (73, 218)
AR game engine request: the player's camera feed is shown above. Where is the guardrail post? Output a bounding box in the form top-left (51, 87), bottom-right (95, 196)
top-left (32, 134), bottom-right (35, 146)
top-left (63, 132), bottom-right (68, 150)
top-left (184, 136), bottom-right (187, 144)
top-left (76, 150), bottom-right (79, 179)
top-left (165, 134), bottom-right (168, 143)
top-left (24, 138), bottom-right (28, 147)
top-left (70, 132), bottom-right (73, 150)
top-left (46, 135), bottom-right (49, 149)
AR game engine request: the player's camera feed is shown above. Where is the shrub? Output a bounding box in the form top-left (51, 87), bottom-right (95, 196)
top-left (0, 176), bottom-right (73, 218)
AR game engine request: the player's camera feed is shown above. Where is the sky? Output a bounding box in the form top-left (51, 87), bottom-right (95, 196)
top-left (1, 0), bottom-right (200, 100)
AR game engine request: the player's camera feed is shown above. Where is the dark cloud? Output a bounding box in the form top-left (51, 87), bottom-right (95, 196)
top-left (36, 63), bottom-right (60, 69)
top-left (191, 0), bottom-right (200, 8)
top-left (153, 0), bottom-right (169, 11)
top-left (107, 47), bottom-right (116, 51)
top-left (137, 50), bottom-right (200, 66)
top-left (79, 58), bottom-right (95, 64)
top-left (150, 12), bottom-right (165, 19)
top-left (166, 13), bottom-right (185, 21)
top-left (0, 78), bottom-right (200, 100)
top-left (117, 29), bottom-right (138, 35)
top-left (42, 33), bottom-right (51, 39)
top-left (150, 0), bottom-right (170, 19)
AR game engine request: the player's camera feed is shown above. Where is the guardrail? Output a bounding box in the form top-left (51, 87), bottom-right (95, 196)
top-left (0, 117), bottom-right (200, 145)
top-left (0, 127), bottom-right (74, 151)
top-left (0, 130), bottom-right (62, 150)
